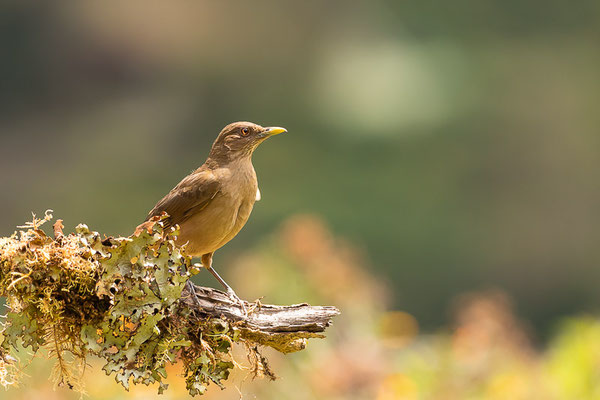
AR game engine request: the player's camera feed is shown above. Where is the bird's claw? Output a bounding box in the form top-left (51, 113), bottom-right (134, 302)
top-left (186, 280), bottom-right (202, 308)
top-left (226, 288), bottom-right (248, 317)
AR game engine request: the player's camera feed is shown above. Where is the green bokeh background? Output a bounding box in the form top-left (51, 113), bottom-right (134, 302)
top-left (1, 1), bottom-right (599, 338)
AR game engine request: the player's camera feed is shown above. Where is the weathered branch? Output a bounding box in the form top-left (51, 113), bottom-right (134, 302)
top-left (182, 285), bottom-right (340, 353)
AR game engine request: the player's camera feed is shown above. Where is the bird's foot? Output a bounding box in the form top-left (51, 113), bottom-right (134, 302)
top-left (226, 287), bottom-right (248, 317)
top-left (186, 280), bottom-right (202, 308)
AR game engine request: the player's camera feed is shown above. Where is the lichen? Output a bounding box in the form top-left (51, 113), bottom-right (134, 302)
top-left (0, 211), bottom-right (242, 396)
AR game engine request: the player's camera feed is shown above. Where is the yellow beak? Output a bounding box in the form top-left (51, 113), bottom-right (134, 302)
top-left (264, 127), bottom-right (287, 136)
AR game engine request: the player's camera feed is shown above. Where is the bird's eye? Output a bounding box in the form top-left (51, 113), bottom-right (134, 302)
top-left (241, 127), bottom-right (250, 136)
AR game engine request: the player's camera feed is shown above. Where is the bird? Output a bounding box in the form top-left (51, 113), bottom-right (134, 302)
top-left (137, 121), bottom-right (287, 306)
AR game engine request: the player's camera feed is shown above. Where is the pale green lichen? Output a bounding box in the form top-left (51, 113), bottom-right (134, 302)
top-left (0, 212), bottom-right (240, 396)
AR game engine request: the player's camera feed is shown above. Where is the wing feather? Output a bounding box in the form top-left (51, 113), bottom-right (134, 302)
top-left (145, 168), bottom-right (221, 228)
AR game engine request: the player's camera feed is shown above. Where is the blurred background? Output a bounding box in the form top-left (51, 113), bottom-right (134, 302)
top-left (1, 1), bottom-right (599, 399)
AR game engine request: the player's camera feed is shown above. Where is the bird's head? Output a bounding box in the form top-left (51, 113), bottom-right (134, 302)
top-left (208, 121), bottom-right (287, 162)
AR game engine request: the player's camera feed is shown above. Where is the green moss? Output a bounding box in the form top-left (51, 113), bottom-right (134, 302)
top-left (0, 212), bottom-right (240, 396)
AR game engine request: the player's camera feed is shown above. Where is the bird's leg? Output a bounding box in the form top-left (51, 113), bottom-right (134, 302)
top-left (202, 253), bottom-right (247, 315)
top-left (207, 266), bottom-right (248, 316)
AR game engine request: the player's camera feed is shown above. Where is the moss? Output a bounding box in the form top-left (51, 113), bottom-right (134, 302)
top-left (0, 211), bottom-right (242, 396)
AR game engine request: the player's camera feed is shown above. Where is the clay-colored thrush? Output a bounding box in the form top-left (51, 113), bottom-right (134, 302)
top-left (138, 121), bottom-right (287, 302)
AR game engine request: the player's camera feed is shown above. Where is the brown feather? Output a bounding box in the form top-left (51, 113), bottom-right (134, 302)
top-left (145, 166), bottom-right (221, 229)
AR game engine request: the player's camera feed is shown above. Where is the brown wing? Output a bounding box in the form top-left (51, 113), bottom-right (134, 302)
top-left (145, 168), bottom-right (221, 229)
